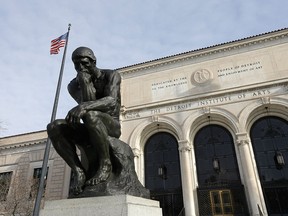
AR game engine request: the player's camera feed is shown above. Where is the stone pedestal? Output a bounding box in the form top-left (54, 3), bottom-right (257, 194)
top-left (40, 195), bottom-right (162, 216)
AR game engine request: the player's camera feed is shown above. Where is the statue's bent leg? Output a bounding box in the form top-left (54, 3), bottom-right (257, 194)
top-left (47, 120), bottom-right (86, 194)
top-left (83, 111), bottom-right (120, 186)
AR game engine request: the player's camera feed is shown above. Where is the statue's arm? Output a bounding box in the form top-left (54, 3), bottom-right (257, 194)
top-left (79, 70), bottom-right (121, 113)
top-left (68, 78), bottom-right (82, 104)
top-left (66, 71), bottom-right (121, 124)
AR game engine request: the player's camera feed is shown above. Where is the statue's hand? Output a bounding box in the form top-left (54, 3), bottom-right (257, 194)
top-left (77, 72), bottom-right (92, 86)
top-left (65, 104), bottom-right (87, 124)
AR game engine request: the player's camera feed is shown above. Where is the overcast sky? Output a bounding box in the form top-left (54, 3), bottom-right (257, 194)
top-left (0, 0), bottom-right (287, 137)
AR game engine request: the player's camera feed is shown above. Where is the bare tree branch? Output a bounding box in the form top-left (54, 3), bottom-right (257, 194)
top-left (0, 173), bottom-right (41, 216)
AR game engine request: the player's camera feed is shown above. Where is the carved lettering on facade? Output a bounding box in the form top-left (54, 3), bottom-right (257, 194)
top-left (151, 77), bottom-right (188, 91)
top-left (123, 85), bottom-right (286, 120)
top-left (217, 61), bottom-right (262, 78)
top-left (166, 103), bottom-right (193, 112)
top-left (151, 109), bottom-right (161, 115)
top-left (251, 89), bottom-right (270, 97)
top-left (123, 111), bottom-right (140, 119)
top-left (197, 96), bottom-right (232, 106)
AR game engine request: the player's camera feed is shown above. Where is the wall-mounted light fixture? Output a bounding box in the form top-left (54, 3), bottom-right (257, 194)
top-left (208, 116), bottom-right (221, 173)
top-left (274, 151), bottom-right (285, 169)
top-left (158, 165), bottom-right (167, 179)
top-left (212, 157), bottom-right (220, 172)
top-left (265, 107), bottom-right (285, 170)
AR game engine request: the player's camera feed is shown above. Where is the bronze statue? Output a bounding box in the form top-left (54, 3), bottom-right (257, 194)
top-left (47, 47), bottom-right (149, 198)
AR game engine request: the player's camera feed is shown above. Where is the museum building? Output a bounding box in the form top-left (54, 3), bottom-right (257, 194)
top-left (1, 28), bottom-right (288, 216)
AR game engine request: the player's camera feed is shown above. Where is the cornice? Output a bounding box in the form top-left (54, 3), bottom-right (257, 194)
top-left (0, 130), bottom-right (47, 150)
top-left (118, 28), bottom-right (288, 78)
top-left (0, 139), bottom-right (46, 150)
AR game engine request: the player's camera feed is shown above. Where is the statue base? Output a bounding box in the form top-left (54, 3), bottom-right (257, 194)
top-left (40, 195), bottom-right (162, 216)
top-left (69, 137), bottom-right (150, 199)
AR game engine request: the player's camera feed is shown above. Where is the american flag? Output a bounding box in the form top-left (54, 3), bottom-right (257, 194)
top-left (50, 32), bottom-right (68, 55)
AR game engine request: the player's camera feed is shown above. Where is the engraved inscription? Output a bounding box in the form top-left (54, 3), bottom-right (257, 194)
top-left (151, 77), bottom-right (188, 91)
top-left (124, 85), bottom-right (285, 120)
top-left (217, 61), bottom-right (262, 77)
top-left (124, 111), bottom-right (141, 119)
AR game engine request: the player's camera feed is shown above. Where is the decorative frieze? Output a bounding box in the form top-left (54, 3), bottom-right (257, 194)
top-left (123, 84), bottom-right (288, 121)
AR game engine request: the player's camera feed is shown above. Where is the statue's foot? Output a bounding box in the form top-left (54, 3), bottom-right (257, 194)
top-left (86, 160), bottom-right (112, 186)
top-left (73, 167), bottom-right (86, 195)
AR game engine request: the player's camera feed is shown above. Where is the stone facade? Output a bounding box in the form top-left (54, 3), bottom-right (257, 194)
top-left (1, 28), bottom-right (288, 216)
top-left (0, 131), bottom-right (71, 214)
top-left (118, 28), bottom-right (288, 216)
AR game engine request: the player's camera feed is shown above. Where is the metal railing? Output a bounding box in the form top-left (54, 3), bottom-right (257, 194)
top-left (151, 191), bottom-right (184, 216)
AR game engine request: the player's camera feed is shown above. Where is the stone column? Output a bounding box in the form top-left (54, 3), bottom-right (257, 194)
top-left (178, 140), bottom-right (197, 216)
top-left (236, 134), bottom-right (268, 216)
top-left (132, 147), bottom-right (143, 183)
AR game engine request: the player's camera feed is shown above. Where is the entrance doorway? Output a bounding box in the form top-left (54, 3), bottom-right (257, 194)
top-left (250, 116), bottom-right (288, 216)
top-left (194, 124), bottom-right (249, 216)
top-left (144, 132), bottom-right (184, 216)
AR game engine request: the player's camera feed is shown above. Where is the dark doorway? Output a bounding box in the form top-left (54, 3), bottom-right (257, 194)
top-left (250, 116), bottom-right (288, 216)
top-left (144, 132), bottom-right (184, 216)
top-left (194, 124), bottom-right (248, 216)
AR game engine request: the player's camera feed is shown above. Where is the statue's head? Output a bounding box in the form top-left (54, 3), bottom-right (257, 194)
top-left (72, 47), bottom-right (96, 63)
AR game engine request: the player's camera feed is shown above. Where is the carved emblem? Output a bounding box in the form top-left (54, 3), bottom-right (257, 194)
top-left (191, 69), bottom-right (213, 85)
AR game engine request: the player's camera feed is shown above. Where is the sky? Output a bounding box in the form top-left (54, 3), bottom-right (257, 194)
top-left (0, 0), bottom-right (287, 137)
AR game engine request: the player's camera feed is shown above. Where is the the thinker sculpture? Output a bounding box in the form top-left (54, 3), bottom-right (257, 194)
top-left (47, 47), bottom-right (149, 198)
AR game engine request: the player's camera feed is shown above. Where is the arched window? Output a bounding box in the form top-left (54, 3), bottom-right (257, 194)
top-left (194, 124), bottom-right (241, 186)
top-left (250, 116), bottom-right (288, 215)
top-left (145, 132), bottom-right (181, 191)
top-left (144, 132), bottom-right (183, 216)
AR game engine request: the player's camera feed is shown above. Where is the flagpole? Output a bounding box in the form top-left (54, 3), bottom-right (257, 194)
top-left (33, 24), bottom-right (71, 216)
